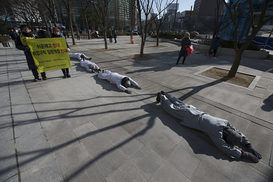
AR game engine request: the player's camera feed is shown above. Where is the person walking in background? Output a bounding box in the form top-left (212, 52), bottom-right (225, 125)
top-left (176, 32), bottom-right (191, 65)
top-left (208, 33), bottom-right (221, 57)
top-left (113, 29), bottom-right (117, 43)
top-left (108, 28), bottom-right (113, 43)
top-left (51, 27), bottom-right (71, 78)
top-left (15, 25), bottom-right (47, 82)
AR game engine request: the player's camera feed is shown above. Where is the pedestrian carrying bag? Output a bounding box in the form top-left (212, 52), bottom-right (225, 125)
top-left (186, 45), bottom-right (194, 55)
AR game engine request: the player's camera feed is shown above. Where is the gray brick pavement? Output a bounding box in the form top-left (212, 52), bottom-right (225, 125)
top-left (1, 36), bottom-right (273, 182)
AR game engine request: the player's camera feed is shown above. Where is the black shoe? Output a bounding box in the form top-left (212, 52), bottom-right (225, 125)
top-left (67, 73), bottom-right (71, 78)
top-left (42, 76), bottom-right (47, 80)
top-left (63, 74), bottom-right (67, 78)
top-left (156, 92), bottom-right (161, 103)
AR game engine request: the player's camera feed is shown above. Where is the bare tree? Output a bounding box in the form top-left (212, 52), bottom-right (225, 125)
top-left (137, 0), bottom-right (154, 57)
top-left (61, 0), bottom-right (76, 45)
top-left (80, 0), bottom-right (91, 39)
top-left (10, 0), bottom-right (41, 29)
top-left (1, 1), bottom-right (13, 25)
top-left (40, 0), bottom-right (59, 27)
top-left (137, 0), bottom-right (174, 57)
top-left (208, 0), bottom-right (231, 53)
top-left (154, 0), bottom-right (174, 46)
top-left (172, 0), bottom-right (178, 31)
top-left (222, 0), bottom-right (273, 77)
top-left (91, 0), bottom-right (112, 49)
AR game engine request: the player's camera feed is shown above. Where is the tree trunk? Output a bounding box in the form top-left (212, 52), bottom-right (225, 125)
top-left (228, 50), bottom-right (242, 77)
top-left (228, 26), bottom-right (261, 77)
top-left (69, 13), bottom-right (75, 45)
top-left (103, 22), bottom-right (108, 49)
top-left (156, 29), bottom-right (159, 47)
top-left (76, 25), bottom-right (80, 40)
top-left (41, 14), bottom-right (50, 36)
top-left (85, 15), bottom-right (90, 39)
top-left (140, 39), bottom-right (145, 57)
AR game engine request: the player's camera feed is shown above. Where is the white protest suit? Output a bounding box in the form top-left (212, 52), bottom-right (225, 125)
top-left (69, 53), bottom-right (90, 61)
top-left (160, 92), bottom-right (250, 159)
top-left (80, 59), bottom-right (100, 72)
top-left (98, 70), bottom-right (139, 91)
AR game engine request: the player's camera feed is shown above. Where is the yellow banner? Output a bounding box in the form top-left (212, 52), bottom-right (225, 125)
top-left (27, 38), bottom-right (71, 73)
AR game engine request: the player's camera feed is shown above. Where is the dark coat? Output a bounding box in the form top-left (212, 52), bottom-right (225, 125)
top-left (15, 32), bottom-right (37, 70)
top-left (9, 31), bottom-right (18, 40)
top-left (108, 30), bottom-right (112, 37)
top-left (211, 37), bottom-right (220, 50)
top-left (113, 30), bottom-right (117, 38)
top-left (179, 37), bottom-right (191, 57)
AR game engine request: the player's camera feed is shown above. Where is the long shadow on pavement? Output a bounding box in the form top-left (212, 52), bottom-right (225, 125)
top-left (0, 99), bottom-right (156, 181)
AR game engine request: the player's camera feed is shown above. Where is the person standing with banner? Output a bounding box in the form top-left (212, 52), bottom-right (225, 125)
top-left (51, 27), bottom-right (71, 78)
top-left (15, 25), bottom-right (47, 82)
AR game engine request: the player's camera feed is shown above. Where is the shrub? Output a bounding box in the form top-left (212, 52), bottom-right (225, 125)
top-left (220, 40), bottom-right (260, 51)
top-left (0, 36), bottom-right (10, 43)
top-left (150, 31), bottom-right (196, 40)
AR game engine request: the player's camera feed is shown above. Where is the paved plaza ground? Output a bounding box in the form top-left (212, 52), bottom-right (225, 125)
top-left (1, 36), bottom-right (273, 182)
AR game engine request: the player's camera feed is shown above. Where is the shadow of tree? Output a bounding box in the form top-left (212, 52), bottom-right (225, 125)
top-left (0, 99), bottom-right (157, 181)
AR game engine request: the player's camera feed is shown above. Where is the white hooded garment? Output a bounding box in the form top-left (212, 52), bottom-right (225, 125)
top-left (98, 70), bottom-right (139, 91)
top-left (80, 59), bottom-right (100, 72)
top-left (69, 53), bottom-right (90, 61)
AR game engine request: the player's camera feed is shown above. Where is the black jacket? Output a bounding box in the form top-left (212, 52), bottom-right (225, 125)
top-left (179, 37), bottom-right (191, 57)
top-left (15, 32), bottom-right (38, 70)
top-left (9, 31), bottom-right (18, 40)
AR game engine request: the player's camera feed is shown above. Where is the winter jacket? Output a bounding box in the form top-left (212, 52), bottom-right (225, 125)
top-left (15, 32), bottom-right (37, 70)
top-left (9, 31), bottom-right (18, 40)
top-left (179, 37), bottom-right (191, 57)
top-left (113, 30), bottom-right (117, 38)
top-left (211, 37), bottom-right (220, 50)
top-left (98, 70), bottom-right (139, 91)
top-left (160, 93), bottom-right (250, 159)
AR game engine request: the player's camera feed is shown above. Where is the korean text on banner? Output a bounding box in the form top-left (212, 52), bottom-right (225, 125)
top-left (27, 37), bottom-right (71, 73)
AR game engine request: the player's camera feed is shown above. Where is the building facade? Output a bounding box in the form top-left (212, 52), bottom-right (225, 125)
top-left (220, 0), bottom-right (273, 47)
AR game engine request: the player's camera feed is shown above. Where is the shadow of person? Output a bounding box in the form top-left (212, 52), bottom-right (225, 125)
top-left (74, 63), bottom-right (89, 73)
top-left (261, 94), bottom-right (273, 112)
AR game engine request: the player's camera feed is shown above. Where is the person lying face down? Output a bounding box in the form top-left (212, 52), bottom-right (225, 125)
top-left (156, 91), bottom-right (262, 163)
top-left (69, 53), bottom-right (91, 61)
top-left (98, 70), bottom-right (141, 94)
top-left (80, 54), bottom-right (100, 73)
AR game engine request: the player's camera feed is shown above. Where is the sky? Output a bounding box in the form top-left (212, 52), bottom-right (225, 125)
top-left (154, 0), bottom-right (196, 13)
top-left (176, 0), bottom-right (196, 12)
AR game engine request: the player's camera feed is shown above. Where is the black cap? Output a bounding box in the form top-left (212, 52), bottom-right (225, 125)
top-left (223, 127), bottom-right (242, 146)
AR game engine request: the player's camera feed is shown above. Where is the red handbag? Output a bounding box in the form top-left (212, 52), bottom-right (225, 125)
top-left (186, 45), bottom-right (194, 55)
